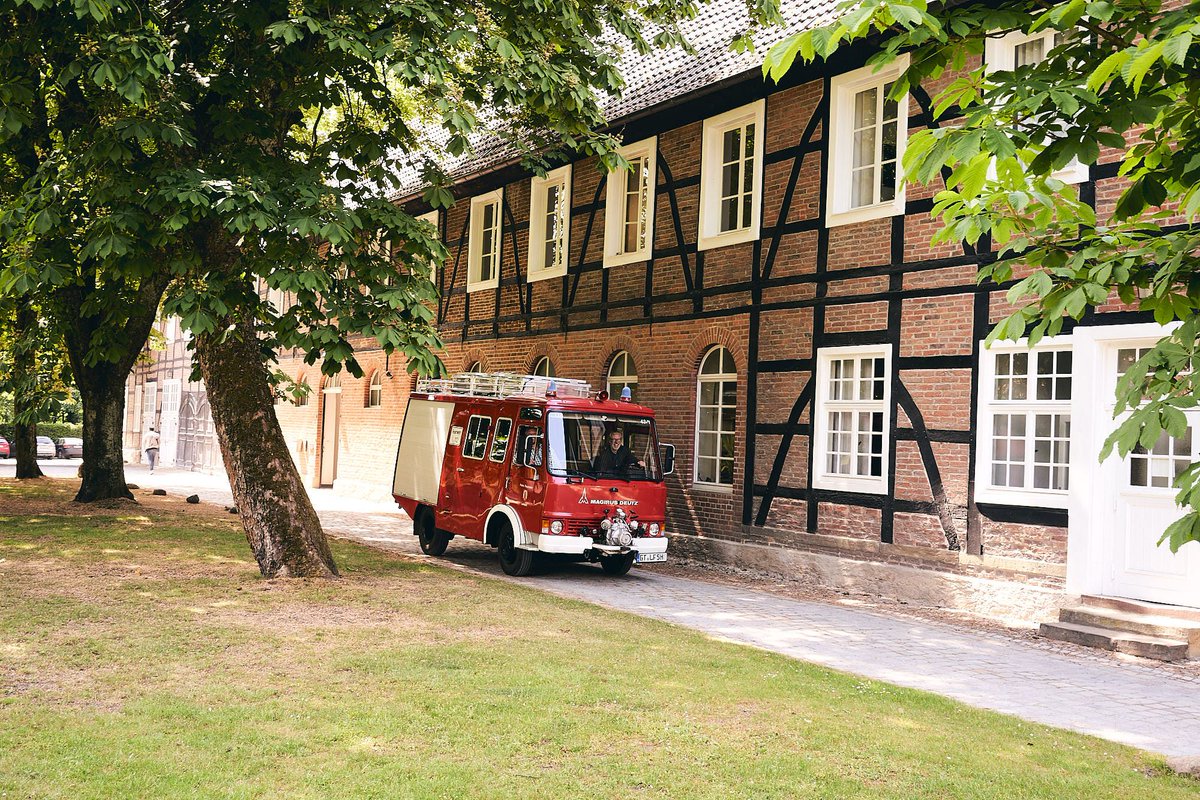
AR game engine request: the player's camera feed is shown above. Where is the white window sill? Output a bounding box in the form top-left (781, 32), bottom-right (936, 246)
top-left (697, 224), bottom-right (759, 252)
top-left (690, 482), bottom-right (733, 495)
top-left (466, 278), bottom-right (499, 294)
top-left (1053, 160), bottom-right (1089, 186)
top-left (603, 250), bottom-right (651, 269)
top-left (812, 473), bottom-right (888, 495)
top-left (526, 267), bottom-right (567, 283)
top-left (974, 485), bottom-right (1069, 510)
top-left (826, 197), bottom-right (906, 229)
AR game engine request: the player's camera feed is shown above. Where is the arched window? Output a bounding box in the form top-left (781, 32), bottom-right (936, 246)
top-left (607, 351), bottom-right (638, 401)
top-left (532, 356), bottom-right (555, 378)
top-left (466, 361), bottom-right (483, 373)
top-left (696, 346), bottom-right (737, 486)
top-left (295, 376), bottom-right (311, 407)
top-left (367, 372), bottom-right (383, 408)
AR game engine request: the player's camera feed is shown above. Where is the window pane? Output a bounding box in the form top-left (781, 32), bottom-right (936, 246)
top-left (852, 167), bottom-right (875, 209)
top-left (854, 86), bottom-right (877, 128)
top-left (721, 380), bottom-right (737, 406)
top-left (721, 349), bottom-right (735, 374)
top-left (723, 127), bottom-right (740, 163)
top-left (853, 126), bottom-right (875, 169)
top-left (718, 459), bottom-right (733, 484)
top-left (721, 162), bottom-right (739, 198)
top-left (698, 456), bottom-right (717, 483)
top-left (1014, 37), bottom-right (1045, 67)
top-left (720, 197), bottom-right (738, 232)
top-left (700, 406), bottom-right (717, 431)
top-left (719, 433), bottom-right (735, 459)
top-left (700, 380), bottom-right (718, 405)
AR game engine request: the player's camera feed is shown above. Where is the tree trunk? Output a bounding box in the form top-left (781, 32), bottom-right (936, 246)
top-left (74, 375), bottom-right (134, 501)
top-left (58, 273), bottom-right (169, 503)
top-left (12, 422), bottom-right (42, 479)
top-left (195, 315), bottom-right (338, 578)
top-left (12, 305), bottom-right (43, 479)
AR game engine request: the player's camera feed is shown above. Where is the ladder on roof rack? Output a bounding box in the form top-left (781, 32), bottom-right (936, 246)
top-left (415, 372), bottom-right (593, 400)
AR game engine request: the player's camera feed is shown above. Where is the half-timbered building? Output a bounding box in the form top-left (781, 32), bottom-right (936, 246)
top-left (253, 1), bottom-right (1200, 622)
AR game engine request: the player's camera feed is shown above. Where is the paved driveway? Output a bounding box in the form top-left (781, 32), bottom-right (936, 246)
top-left (8, 461), bottom-right (1199, 759)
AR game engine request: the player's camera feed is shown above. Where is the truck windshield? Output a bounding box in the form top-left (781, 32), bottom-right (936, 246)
top-left (546, 412), bottom-right (662, 481)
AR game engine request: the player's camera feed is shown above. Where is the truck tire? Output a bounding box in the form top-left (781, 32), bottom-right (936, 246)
top-left (416, 509), bottom-right (451, 557)
top-left (600, 553), bottom-right (636, 576)
top-left (497, 528), bottom-right (536, 577)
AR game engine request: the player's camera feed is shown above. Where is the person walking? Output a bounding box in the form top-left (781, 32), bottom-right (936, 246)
top-left (144, 427), bottom-right (160, 474)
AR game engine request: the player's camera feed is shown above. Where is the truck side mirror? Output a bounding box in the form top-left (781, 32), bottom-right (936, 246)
top-left (659, 443), bottom-right (675, 476)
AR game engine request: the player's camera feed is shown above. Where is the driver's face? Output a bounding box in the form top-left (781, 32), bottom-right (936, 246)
top-left (608, 432), bottom-right (623, 451)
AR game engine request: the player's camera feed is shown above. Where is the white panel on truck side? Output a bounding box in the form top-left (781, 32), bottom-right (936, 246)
top-left (392, 399), bottom-right (456, 504)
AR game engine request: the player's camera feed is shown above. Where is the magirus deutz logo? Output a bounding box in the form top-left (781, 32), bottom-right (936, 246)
top-left (577, 490), bottom-right (638, 506)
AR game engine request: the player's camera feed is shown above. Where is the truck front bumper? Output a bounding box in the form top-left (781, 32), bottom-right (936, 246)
top-left (534, 534), bottom-right (669, 557)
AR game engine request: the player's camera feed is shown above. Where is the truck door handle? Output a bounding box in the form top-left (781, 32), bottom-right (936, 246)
top-left (457, 467), bottom-right (465, 472)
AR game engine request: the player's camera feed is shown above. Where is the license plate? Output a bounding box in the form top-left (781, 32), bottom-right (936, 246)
top-left (636, 552), bottom-right (666, 563)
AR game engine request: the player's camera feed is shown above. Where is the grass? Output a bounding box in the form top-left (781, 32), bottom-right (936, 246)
top-left (0, 479), bottom-right (1192, 799)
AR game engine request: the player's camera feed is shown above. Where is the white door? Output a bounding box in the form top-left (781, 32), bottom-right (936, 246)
top-left (1100, 341), bottom-right (1200, 606)
top-left (319, 376), bottom-right (341, 486)
top-left (159, 379), bottom-right (182, 465)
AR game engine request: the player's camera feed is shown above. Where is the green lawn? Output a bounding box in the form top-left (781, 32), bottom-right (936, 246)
top-left (0, 479), bottom-right (1191, 799)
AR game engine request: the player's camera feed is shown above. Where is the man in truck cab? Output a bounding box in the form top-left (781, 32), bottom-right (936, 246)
top-left (591, 427), bottom-right (646, 477)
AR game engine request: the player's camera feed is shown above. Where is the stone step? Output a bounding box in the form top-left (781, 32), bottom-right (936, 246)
top-left (1080, 594), bottom-right (1200, 624)
top-left (1059, 606), bottom-right (1200, 655)
top-left (1039, 621), bottom-right (1191, 662)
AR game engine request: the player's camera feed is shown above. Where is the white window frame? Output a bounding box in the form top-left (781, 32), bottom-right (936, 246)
top-left (607, 351), bottom-right (638, 401)
top-left (975, 336), bottom-right (1073, 509)
top-left (527, 165), bottom-right (572, 281)
top-left (603, 136), bottom-right (657, 268)
top-left (826, 55), bottom-right (910, 228)
top-left (694, 346), bottom-right (737, 491)
top-left (367, 372), bottom-right (383, 408)
top-left (698, 100), bottom-right (766, 251)
top-left (984, 30), bottom-right (1089, 185)
top-left (467, 190), bottom-right (502, 293)
top-left (812, 344), bottom-right (893, 494)
top-left (143, 381), bottom-right (158, 431)
top-left (532, 356), bottom-right (554, 378)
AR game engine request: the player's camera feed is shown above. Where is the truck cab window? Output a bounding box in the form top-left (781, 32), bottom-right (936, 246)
top-left (547, 412), bottom-right (662, 480)
top-left (463, 415), bottom-right (492, 459)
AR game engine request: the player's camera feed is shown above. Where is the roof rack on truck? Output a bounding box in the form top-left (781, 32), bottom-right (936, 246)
top-left (415, 372), bottom-right (592, 400)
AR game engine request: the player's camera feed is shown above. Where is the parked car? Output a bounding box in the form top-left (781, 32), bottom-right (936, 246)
top-left (36, 436), bottom-right (56, 459)
top-left (0, 437), bottom-right (8, 458)
top-left (55, 437), bottom-right (83, 459)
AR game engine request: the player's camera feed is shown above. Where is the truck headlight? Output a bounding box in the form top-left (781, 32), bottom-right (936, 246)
top-left (648, 522), bottom-right (661, 536)
top-left (629, 520), bottom-right (639, 531)
top-left (600, 518), bottom-right (611, 531)
top-left (549, 520), bottom-right (564, 534)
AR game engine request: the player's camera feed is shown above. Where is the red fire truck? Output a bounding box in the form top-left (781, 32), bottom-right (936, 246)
top-left (392, 373), bottom-right (674, 576)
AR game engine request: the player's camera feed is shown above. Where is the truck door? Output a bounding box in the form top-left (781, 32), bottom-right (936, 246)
top-left (505, 424), bottom-right (546, 537)
top-left (440, 411), bottom-right (493, 539)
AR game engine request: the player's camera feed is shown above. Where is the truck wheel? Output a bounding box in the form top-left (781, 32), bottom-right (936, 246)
top-left (600, 553), bottom-right (636, 576)
top-left (497, 529), bottom-right (536, 577)
top-left (416, 509), bottom-right (451, 557)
